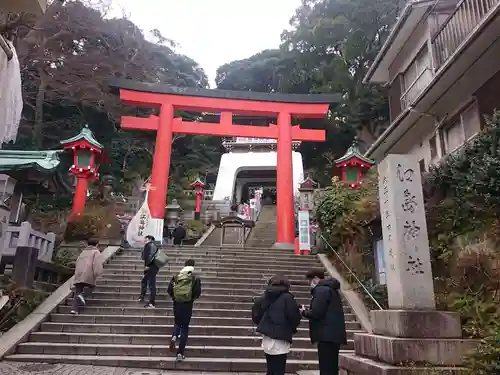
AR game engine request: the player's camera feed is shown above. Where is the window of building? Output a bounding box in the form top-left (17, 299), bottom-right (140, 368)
top-left (419, 159), bottom-right (426, 173)
top-left (429, 135), bottom-right (437, 159)
top-left (400, 46), bottom-right (432, 109)
top-left (374, 238), bottom-right (386, 285)
top-left (442, 102), bottom-right (481, 155)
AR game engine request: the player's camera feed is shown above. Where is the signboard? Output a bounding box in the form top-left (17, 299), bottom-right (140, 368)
top-left (298, 210), bottom-right (311, 251)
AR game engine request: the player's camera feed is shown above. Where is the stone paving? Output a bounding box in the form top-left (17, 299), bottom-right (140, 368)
top-left (0, 362), bottom-right (316, 375)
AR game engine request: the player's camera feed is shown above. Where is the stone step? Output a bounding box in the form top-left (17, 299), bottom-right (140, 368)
top-left (29, 332), bottom-right (358, 348)
top-left (105, 265), bottom-right (318, 274)
top-left (49, 313), bottom-right (358, 327)
top-left (40, 322), bottom-right (361, 335)
top-left (115, 253), bottom-right (319, 264)
top-left (98, 274), bottom-right (312, 285)
top-left (110, 261), bottom-right (318, 272)
top-left (57, 305), bottom-right (353, 317)
top-left (96, 280), bottom-right (312, 291)
top-left (93, 285), bottom-right (313, 297)
top-left (17, 342), bottom-right (352, 361)
top-left (76, 291), bottom-right (312, 304)
top-left (64, 297), bottom-right (352, 311)
top-left (5, 354), bottom-right (319, 372)
top-left (100, 270), bottom-right (315, 279)
top-left (120, 248), bottom-right (307, 258)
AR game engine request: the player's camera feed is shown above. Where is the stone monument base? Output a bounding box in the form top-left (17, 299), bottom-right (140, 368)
top-left (340, 310), bottom-right (478, 375)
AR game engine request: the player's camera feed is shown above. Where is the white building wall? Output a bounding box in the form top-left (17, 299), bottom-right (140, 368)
top-left (213, 151), bottom-right (304, 201)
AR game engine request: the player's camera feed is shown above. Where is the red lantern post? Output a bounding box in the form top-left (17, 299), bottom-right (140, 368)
top-left (61, 125), bottom-right (104, 221)
top-left (189, 177), bottom-right (205, 221)
top-left (335, 138), bottom-right (375, 188)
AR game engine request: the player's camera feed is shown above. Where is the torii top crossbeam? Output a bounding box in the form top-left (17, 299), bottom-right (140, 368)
top-left (110, 78), bottom-right (339, 249)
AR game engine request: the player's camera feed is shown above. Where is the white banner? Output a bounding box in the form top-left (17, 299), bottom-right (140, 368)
top-left (126, 192), bottom-right (152, 248)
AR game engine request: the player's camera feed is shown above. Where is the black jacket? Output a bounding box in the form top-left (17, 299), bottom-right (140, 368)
top-left (302, 278), bottom-right (347, 345)
top-left (172, 226), bottom-right (186, 244)
top-left (251, 285), bottom-right (302, 343)
top-left (141, 241), bottom-right (158, 267)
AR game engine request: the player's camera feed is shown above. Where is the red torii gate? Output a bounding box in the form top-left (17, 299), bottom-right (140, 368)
top-left (111, 79), bottom-right (338, 249)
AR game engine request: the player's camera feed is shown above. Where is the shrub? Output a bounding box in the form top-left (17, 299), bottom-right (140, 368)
top-left (63, 203), bottom-right (121, 242)
top-left (0, 282), bottom-right (47, 332)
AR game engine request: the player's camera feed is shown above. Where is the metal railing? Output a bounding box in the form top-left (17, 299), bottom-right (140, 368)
top-left (400, 67), bottom-right (433, 109)
top-left (432, 0), bottom-right (500, 70)
top-left (320, 234), bottom-right (384, 310)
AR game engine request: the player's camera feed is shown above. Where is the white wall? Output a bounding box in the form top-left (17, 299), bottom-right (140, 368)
top-left (213, 151), bottom-right (304, 201)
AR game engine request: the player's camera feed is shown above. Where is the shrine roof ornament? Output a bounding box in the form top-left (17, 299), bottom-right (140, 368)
top-left (110, 79), bottom-right (342, 104)
top-left (0, 150), bottom-right (61, 173)
top-left (299, 176), bottom-right (318, 190)
top-left (60, 125), bottom-right (103, 150)
top-left (189, 176), bottom-right (206, 188)
top-left (335, 137), bottom-right (375, 166)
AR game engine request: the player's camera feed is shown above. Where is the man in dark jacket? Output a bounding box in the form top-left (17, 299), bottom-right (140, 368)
top-left (301, 270), bottom-right (347, 375)
top-left (252, 275), bottom-right (302, 375)
top-left (172, 223), bottom-right (186, 246)
top-left (167, 259), bottom-right (202, 361)
top-left (138, 235), bottom-right (159, 308)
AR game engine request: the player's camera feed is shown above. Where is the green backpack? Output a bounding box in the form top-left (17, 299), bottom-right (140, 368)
top-left (173, 272), bottom-right (194, 302)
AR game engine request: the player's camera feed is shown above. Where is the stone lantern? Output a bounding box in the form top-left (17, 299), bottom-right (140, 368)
top-left (61, 125), bottom-right (104, 220)
top-left (189, 177), bottom-right (205, 220)
top-left (298, 176), bottom-right (318, 211)
top-left (165, 199), bottom-right (182, 245)
top-left (334, 138), bottom-right (375, 188)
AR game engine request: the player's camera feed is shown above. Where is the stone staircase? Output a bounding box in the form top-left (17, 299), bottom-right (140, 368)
top-left (246, 205), bottom-right (277, 247)
top-left (5, 245), bottom-right (362, 372)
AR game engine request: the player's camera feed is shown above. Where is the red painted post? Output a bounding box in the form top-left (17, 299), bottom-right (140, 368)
top-left (72, 177), bottom-right (89, 218)
top-left (195, 192), bottom-right (202, 220)
top-left (294, 237), bottom-right (301, 256)
top-left (148, 103), bottom-right (174, 221)
top-left (276, 112), bottom-right (295, 246)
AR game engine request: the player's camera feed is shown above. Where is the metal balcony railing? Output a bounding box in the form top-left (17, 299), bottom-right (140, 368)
top-left (400, 67), bottom-right (433, 109)
top-left (432, 0), bottom-right (500, 70)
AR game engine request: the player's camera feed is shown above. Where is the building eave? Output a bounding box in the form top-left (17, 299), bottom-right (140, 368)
top-left (363, 0), bottom-right (434, 84)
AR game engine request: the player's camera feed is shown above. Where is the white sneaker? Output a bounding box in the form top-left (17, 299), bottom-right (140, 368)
top-left (144, 303), bottom-right (155, 309)
top-left (70, 310), bottom-right (78, 315)
top-left (77, 294), bottom-right (85, 305)
top-left (176, 354), bottom-right (185, 362)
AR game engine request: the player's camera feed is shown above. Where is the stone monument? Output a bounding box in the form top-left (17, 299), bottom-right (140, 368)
top-left (340, 154), bottom-right (477, 374)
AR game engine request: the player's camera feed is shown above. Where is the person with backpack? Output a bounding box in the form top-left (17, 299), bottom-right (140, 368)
top-left (300, 270), bottom-right (347, 375)
top-left (138, 235), bottom-right (167, 308)
top-left (167, 259), bottom-right (202, 361)
top-left (251, 274), bottom-right (302, 375)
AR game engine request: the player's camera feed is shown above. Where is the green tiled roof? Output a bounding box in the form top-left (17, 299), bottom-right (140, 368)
top-left (60, 125), bottom-right (103, 149)
top-left (335, 138), bottom-right (375, 165)
top-left (190, 177), bottom-right (206, 187)
top-left (0, 150), bottom-right (61, 173)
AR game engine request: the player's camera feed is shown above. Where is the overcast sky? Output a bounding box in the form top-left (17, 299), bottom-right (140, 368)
top-left (110, 0), bottom-right (302, 87)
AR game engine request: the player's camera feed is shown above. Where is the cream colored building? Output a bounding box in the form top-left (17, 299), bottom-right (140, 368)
top-left (364, 0), bottom-right (500, 170)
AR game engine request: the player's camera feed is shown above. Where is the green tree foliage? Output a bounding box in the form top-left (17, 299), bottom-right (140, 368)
top-left (2, 1), bottom-right (215, 196)
top-left (215, 0), bottom-right (402, 184)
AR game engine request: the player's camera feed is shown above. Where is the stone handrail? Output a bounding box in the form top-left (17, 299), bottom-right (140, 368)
top-left (1, 222), bottom-right (55, 262)
top-left (0, 253), bottom-right (73, 290)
